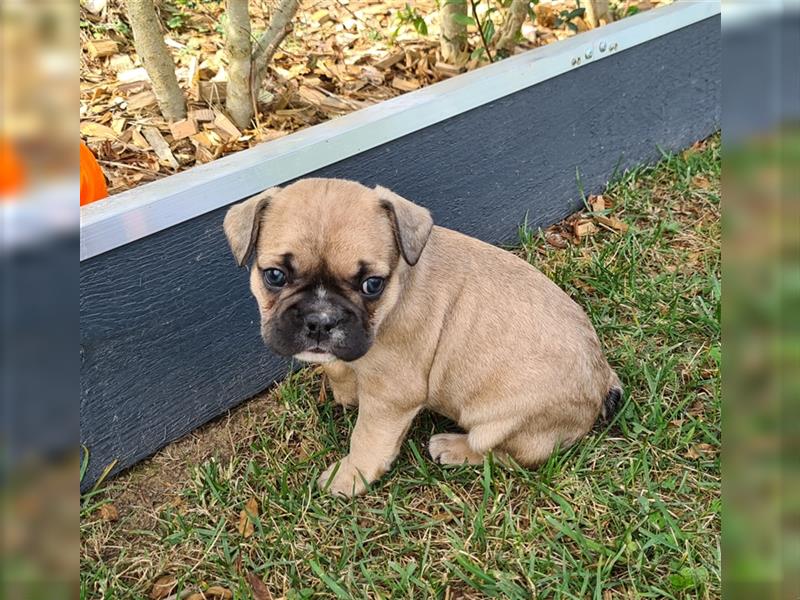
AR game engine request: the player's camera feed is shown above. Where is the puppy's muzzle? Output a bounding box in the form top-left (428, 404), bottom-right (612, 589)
top-left (264, 291), bottom-right (373, 362)
top-left (303, 311), bottom-right (342, 347)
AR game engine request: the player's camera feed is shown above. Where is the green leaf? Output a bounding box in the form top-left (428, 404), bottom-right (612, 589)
top-left (470, 47), bottom-right (485, 60)
top-left (166, 14), bottom-right (184, 29)
top-left (308, 560), bottom-right (350, 599)
top-left (482, 18), bottom-right (495, 42)
top-left (668, 566), bottom-right (709, 592)
top-left (452, 13), bottom-right (476, 26)
top-left (709, 345), bottom-right (721, 367)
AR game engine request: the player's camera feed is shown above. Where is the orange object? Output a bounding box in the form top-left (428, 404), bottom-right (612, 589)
top-left (0, 138), bottom-right (26, 198)
top-left (80, 141), bottom-right (108, 206)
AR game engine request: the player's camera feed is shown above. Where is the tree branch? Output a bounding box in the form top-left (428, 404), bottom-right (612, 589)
top-left (469, 0), bottom-right (494, 63)
top-left (496, 0), bottom-right (528, 52)
top-left (252, 0), bottom-right (299, 85)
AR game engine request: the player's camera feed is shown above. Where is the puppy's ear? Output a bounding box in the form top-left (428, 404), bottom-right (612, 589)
top-left (375, 186), bottom-right (433, 266)
top-left (223, 188), bottom-right (279, 267)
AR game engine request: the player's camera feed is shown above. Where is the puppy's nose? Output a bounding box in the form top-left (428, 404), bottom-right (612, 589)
top-left (304, 312), bottom-right (339, 337)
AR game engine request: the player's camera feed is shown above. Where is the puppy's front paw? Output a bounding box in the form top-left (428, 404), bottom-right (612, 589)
top-left (318, 456), bottom-right (369, 497)
top-left (429, 433), bottom-right (484, 465)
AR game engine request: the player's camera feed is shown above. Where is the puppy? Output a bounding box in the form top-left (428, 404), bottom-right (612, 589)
top-left (224, 178), bottom-right (622, 497)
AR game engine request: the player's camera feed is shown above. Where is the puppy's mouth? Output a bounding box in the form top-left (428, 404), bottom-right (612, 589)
top-left (293, 348), bottom-right (336, 364)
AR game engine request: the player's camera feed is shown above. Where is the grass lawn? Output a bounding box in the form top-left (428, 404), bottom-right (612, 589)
top-left (80, 136), bottom-right (721, 600)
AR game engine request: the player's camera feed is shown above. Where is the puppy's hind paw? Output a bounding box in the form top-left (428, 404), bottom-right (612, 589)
top-left (428, 433), bottom-right (484, 465)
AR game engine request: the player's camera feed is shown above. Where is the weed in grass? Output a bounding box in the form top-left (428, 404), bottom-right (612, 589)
top-left (80, 136), bottom-right (720, 599)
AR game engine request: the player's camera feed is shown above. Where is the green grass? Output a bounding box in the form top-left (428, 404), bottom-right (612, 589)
top-left (80, 136), bottom-right (721, 599)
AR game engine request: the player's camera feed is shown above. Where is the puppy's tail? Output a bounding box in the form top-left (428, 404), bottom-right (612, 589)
top-left (600, 371), bottom-right (624, 421)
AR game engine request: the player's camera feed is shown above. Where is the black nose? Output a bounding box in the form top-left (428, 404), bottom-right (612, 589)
top-left (304, 312), bottom-right (340, 337)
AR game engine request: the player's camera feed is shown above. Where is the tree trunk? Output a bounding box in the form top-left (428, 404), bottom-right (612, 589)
top-left (223, 0), bottom-right (298, 130)
top-left (439, 0), bottom-right (468, 66)
top-left (496, 0), bottom-right (528, 52)
top-left (127, 0), bottom-right (186, 120)
top-left (252, 0), bottom-right (299, 85)
top-left (224, 0), bottom-right (253, 129)
top-left (584, 0), bottom-right (614, 28)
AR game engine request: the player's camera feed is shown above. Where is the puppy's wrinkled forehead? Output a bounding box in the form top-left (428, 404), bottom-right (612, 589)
top-left (254, 179), bottom-right (397, 275)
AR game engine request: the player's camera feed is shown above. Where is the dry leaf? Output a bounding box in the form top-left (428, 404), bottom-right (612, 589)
top-left (391, 76), bottom-right (420, 92)
top-left (682, 139), bottom-right (707, 158)
top-left (237, 497), bottom-right (259, 538)
top-left (190, 108), bottom-right (215, 123)
top-left (109, 54), bottom-right (134, 72)
top-left (573, 220), bottom-right (597, 238)
top-left (131, 127), bottom-right (149, 149)
top-left (374, 50), bottom-right (404, 70)
top-left (359, 65), bottom-right (384, 86)
top-left (245, 571), bottom-right (273, 600)
top-left (80, 121), bottom-right (118, 140)
top-left (196, 81), bottom-right (227, 103)
top-left (195, 144), bottom-right (216, 164)
top-left (534, 4), bottom-right (559, 28)
top-left (687, 401), bottom-right (705, 417)
top-left (191, 131), bottom-right (219, 149)
top-left (170, 118), bottom-right (198, 140)
top-left (572, 17), bottom-right (590, 32)
top-left (595, 215), bottom-right (629, 233)
top-left (697, 443), bottom-right (716, 456)
top-left (433, 61), bottom-right (462, 79)
top-left (98, 503), bottom-right (119, 522)
top-left (311, 8), bottom-right (332, 24)
top-left (319, 93), bottom-right (357, 112)
top-left (319, 374), bottom-right (328, 404)
top-left (432, 511), bottom-right (455, 523)
top-left (141, 127), bottom-right (179, 169)
top-left (85, 39), bottom-right (119, 59)
top-left (111, 118), bottom-right (127, 135)
top-left (297, 85), bottom-right (328, 106)
top-left (127, 90), bottom-right (157, 111)
top-left (150, 575), bottom-right (177, 600)
top-left (589, 194), bottom-right (606, 212)
top-left (691, 174), bottom-right (711, 190)
top-left (213, 112), bottom-right (242, 140)
top-left (545, 231), bottom-right (568, 249)
top-left (686, 443), bottom-right (716, 460)
top-left (117, 67), bottom-right (150, 83)
top-left (205, 586), bottom-right (233, 598)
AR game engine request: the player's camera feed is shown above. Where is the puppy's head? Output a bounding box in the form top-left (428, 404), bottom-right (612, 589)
top-left (223, 179), bottom-right (433, 363)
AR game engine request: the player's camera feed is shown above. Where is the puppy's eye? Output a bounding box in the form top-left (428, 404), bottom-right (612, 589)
top-left (360, 276), bottom-right (385, 297)
top-left (263, 268), bottom-right (287, 288)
